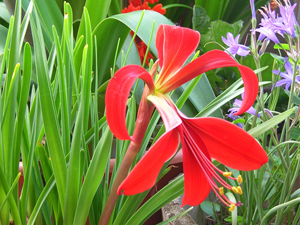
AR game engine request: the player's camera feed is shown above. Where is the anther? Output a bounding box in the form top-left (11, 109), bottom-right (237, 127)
top-left (223, 172), bottom-right (232, 177)
top-left (237, 175), bottom-right (243, 183)
top-left (237, 186), bottom-right (243, 195)
top-left (219, 187), bottom-right (224, 195)
top-left (229, 204), bottom-right (236, 212)
top-left (232, 187), bottom-right (238, 194)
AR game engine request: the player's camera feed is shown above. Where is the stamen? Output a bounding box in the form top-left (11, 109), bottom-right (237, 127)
top-left (238, 175), bottom-right (243, 183)
top-left (223, 172), bottom-right (232, 177)
top-left (181, 123), bottom-right (244, 212)
top-left (219, 187), bottom-right (224, 195)
top-left (229, 204), bottom-right (236, 212)
top-left (232, 187), bottom-right (239, 194)
top-left (237, 186), bottom-right (243, 195)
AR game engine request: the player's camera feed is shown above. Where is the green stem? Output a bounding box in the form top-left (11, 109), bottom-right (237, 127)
top-left (284, 56), bottom-right (298, 168)
top-left (98, 88), bottom-right (155, 225)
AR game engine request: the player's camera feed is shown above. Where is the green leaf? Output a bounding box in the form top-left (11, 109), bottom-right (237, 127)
top-left (181, 75), bottom-right (223, 118)
top-left (27, 175), bottom-right (57, 225)
top-left (248, 108), bottom-right (295, 138)
top-left (12, 42), bottom-right (31, 190)
top-left (33, 0), bottom-right (63, 44)
top-left (200, 20), bottom-right (243, 52)
top-left (274, 43), bottom-right (290, 50)
top-left (125, 175), bottom-right (184, 225)
top-left (285, 90), bottom-right (300, 105)
top-left (196, 78), bottom-right (244, 117)
top-left (77, 0), bottom-right (112, 36)
top-left (0, 173), bottom-right (20, 212)
top-left (192, 5), bottom-right (210, 34)
top-left (241, 53), bottom-right (274, 82)
top-left (0, 2), bottom-right (10, 23)
top-left (77, 10), bottom-right (173, 86)
top-left (73, 126), bottom-right (113, 225)
top-left (30, 7), bottom-right (67, 211)
top-left (224, 215), bottom-right (243, 222)
top-left (291, 127), bottom-right (300, 140)
top-left (0, 25), bottom-right (8, 54)
top-left (195, 0), bottom-right (224, 21)
top-left (113, 191), bottom-right (150, 224)
top-left (200, 201), bottom-right (220, 220)
top-left (0, 167), bottom-right (22, 225)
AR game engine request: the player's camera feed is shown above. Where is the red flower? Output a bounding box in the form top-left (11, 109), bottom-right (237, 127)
top-left (122, 0), bottom-right (165, 66)
top-left (122, 0), bottom-right (165, 14)
top-left (105, 25), bottom-right (267, 209)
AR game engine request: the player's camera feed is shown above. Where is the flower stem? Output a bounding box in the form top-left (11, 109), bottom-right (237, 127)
top-left (284, 56), bottom-right (298, 167)
top-left (98, 87), bottom-right (154, 225)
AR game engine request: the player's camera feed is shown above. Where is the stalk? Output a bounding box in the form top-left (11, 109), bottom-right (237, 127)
top-left (98, 87), bottom-right (155, 225)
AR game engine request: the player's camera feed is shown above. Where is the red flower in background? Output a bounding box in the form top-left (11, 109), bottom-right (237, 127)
top-left (122, 0), bottom-right (166, 66)
top-left (105, 24), bottom-right (268, 210)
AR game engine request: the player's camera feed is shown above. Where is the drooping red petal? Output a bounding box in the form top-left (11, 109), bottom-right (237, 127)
top-left (158, 50), bottom-right (259, 115)
top-left (147, 93), bottom-right (182, 131)
top-left (181, 115), bottom-right (268, 170)
top-left (155, 25), bottom-right (200, 86)
top-left (105, 65), bottom-right (155, 140)
top-left (117, 128), bottom-right (180, 195)
top-left (179, 127), bottom-right (211, 206)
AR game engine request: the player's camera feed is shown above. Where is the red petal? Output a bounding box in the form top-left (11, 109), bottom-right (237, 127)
top-left (147, 93), bottom-right (181, 131)
top-left (180, 127), bottom-right (211, 206)
top-left (182, 116), bottom-right (268, 170)
top-left (105, 65), bottom-right (155, 140)
top-left (117, 128), bottom-right (180, 195)
top-left (158, 50), bottom-right (258, 115)
top-left (155, 25), bottom-right (200, 87)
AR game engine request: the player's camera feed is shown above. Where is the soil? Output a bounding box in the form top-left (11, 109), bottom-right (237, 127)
top-left (161, 197), bottom-right (197, 225)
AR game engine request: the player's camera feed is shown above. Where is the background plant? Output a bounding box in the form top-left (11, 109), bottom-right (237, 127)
top-left (2, 0), bottom-right (300, 224)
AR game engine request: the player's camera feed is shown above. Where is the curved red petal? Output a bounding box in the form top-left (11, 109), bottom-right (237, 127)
top-left (147, 93), bottom-right (181, 131)
top-left (105, 65), bottom-right (155, 140)
top-left (155, 25), bottom-right (200, 87)
top-left (159, 50), bottom-right (258, 115)
top-left (155, 25), bottom-right (164, 69)
top-left (182, 116), bottom-right (268, 170)
top-left (117, 128), bottom-right (180, 195)
top-left (180, 128), bottom-right (211, 206)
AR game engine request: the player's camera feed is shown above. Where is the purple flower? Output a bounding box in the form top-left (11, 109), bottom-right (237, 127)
top-left (278, 1), bottom-right (298, 38)
top-left (256, 0), bottom-right (299, 43)
top-left (227, 94), bottom-right (260, 127)
top-left (256, 27), bottom-right (280, 44)
top-left (222, 32), bottom-right (250, 57)
top-left (228, 98), bottom-right (261, 118)
top-left (273, 57), bottom-right (300, 90)
top-left (250, 0), bottom-right (256, 19)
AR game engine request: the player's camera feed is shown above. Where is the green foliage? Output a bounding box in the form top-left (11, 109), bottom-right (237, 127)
top-left (1, 0), bottom-right (299, 225)
top-left (0, 0), bottom-right (222, 224)
top-left (200, 201), bottom-right (221, 220)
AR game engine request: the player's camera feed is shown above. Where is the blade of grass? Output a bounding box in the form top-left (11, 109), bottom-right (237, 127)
top-left (30, 7), bottom-right (67, 211)
top-left (248, 108), bottom-right (295, 138)
top-left (64, 6), bottom-right (93, 223)
top-left (125, 175), bottom-right (184, 225)
top-left (73, 126), bottom-right (113, 225)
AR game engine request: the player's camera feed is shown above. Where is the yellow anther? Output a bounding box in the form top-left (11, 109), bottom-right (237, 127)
top-left (237, 175), bottom-right (243, 183)
top-left (223, 172), bottom-right (232, 177)
top-left (232, 187), bottom-right (238, 194)
top-left (219, 187), bottom-right (224, 195)
top-left (229, 204), bottom-right (235, 212)
top-left (237, 186), bottom-right (243, 195)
